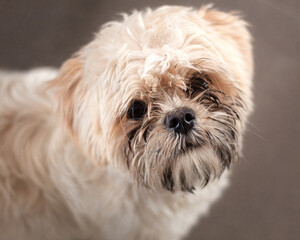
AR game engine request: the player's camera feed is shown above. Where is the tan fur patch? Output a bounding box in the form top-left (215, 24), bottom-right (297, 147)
top-left (50, 58), bottom-right (83, 136)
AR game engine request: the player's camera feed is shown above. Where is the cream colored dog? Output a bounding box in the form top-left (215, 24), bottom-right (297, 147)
top-left (0, 5), bottom-right (253, 240)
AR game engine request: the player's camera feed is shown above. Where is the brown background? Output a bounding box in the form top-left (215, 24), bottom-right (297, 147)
top-left (0, 0), bottom-right (299, 239)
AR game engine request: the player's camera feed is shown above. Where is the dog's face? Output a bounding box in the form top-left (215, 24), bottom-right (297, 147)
top-left (52, 6), bottom-right (253, 192)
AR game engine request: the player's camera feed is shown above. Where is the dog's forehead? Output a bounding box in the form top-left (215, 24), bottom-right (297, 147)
top-left (85, 7), bottom-right (230, 84)
top-left (119, 49), bottom-right (195, 98)
top-left (85, 6), bottom-right (238, 110)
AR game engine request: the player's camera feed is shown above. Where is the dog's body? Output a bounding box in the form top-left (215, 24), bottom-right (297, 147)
top-left (0, 69), bottom-right (229, 239)
top-left (0, 6), bottom-right (253, 240)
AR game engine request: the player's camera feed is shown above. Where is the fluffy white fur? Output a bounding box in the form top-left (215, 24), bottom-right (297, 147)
top-left (0, 6), bottom-right (253, 240)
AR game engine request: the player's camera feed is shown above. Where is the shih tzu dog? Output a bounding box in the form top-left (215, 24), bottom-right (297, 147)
top-left (0, 5), bottom-right (253, 240)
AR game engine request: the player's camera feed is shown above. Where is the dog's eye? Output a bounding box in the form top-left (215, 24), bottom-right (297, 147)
top-left (127, 100), bottom-right (147, 120)
top-left (188, 77), bottom-right (209, 96)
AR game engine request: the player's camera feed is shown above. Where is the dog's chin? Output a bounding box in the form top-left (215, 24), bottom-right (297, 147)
top-left (164, 145), bottom-right (224, 193)
top-left (127, 140), bottom-right (227, 193)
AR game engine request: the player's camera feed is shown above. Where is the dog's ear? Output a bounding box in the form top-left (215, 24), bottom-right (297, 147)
top-left (201, 7), bottom-right (253, 72)
top-left (50, 58), bottom-right (83, 136)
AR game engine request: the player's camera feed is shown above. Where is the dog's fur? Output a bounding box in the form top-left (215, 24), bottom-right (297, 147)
top-left (0, 6), bottom-right (253, 240)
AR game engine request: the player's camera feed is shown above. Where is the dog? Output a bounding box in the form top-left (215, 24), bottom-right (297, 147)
top-left (0, 5), bottom-right (253, 240)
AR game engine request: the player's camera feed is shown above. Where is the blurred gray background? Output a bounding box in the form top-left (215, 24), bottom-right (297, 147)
top-left (0, 0), bottom-right (299, 239)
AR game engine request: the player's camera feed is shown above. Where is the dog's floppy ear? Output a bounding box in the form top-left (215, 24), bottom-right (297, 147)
top-left (51, 58), bottom-right (83, 136)
top-left (201, 7), bottom-right (253, 71)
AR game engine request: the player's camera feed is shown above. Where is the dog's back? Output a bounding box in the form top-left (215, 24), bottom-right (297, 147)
top-left (0, 69), bottom-right (83, 240)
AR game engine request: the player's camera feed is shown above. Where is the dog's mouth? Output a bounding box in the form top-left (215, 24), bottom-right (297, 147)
top-left (175, 131), bottom-right (207, 155)
top-left (179, 141), bottom-right (202, 155)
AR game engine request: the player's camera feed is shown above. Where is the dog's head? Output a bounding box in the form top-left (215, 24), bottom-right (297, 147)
top-left (51, 6), bottom-right (253, 192)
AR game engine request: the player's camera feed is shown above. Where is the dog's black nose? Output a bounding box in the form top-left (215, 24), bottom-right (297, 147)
top-left (164, 107), bottom-right (195, 134)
